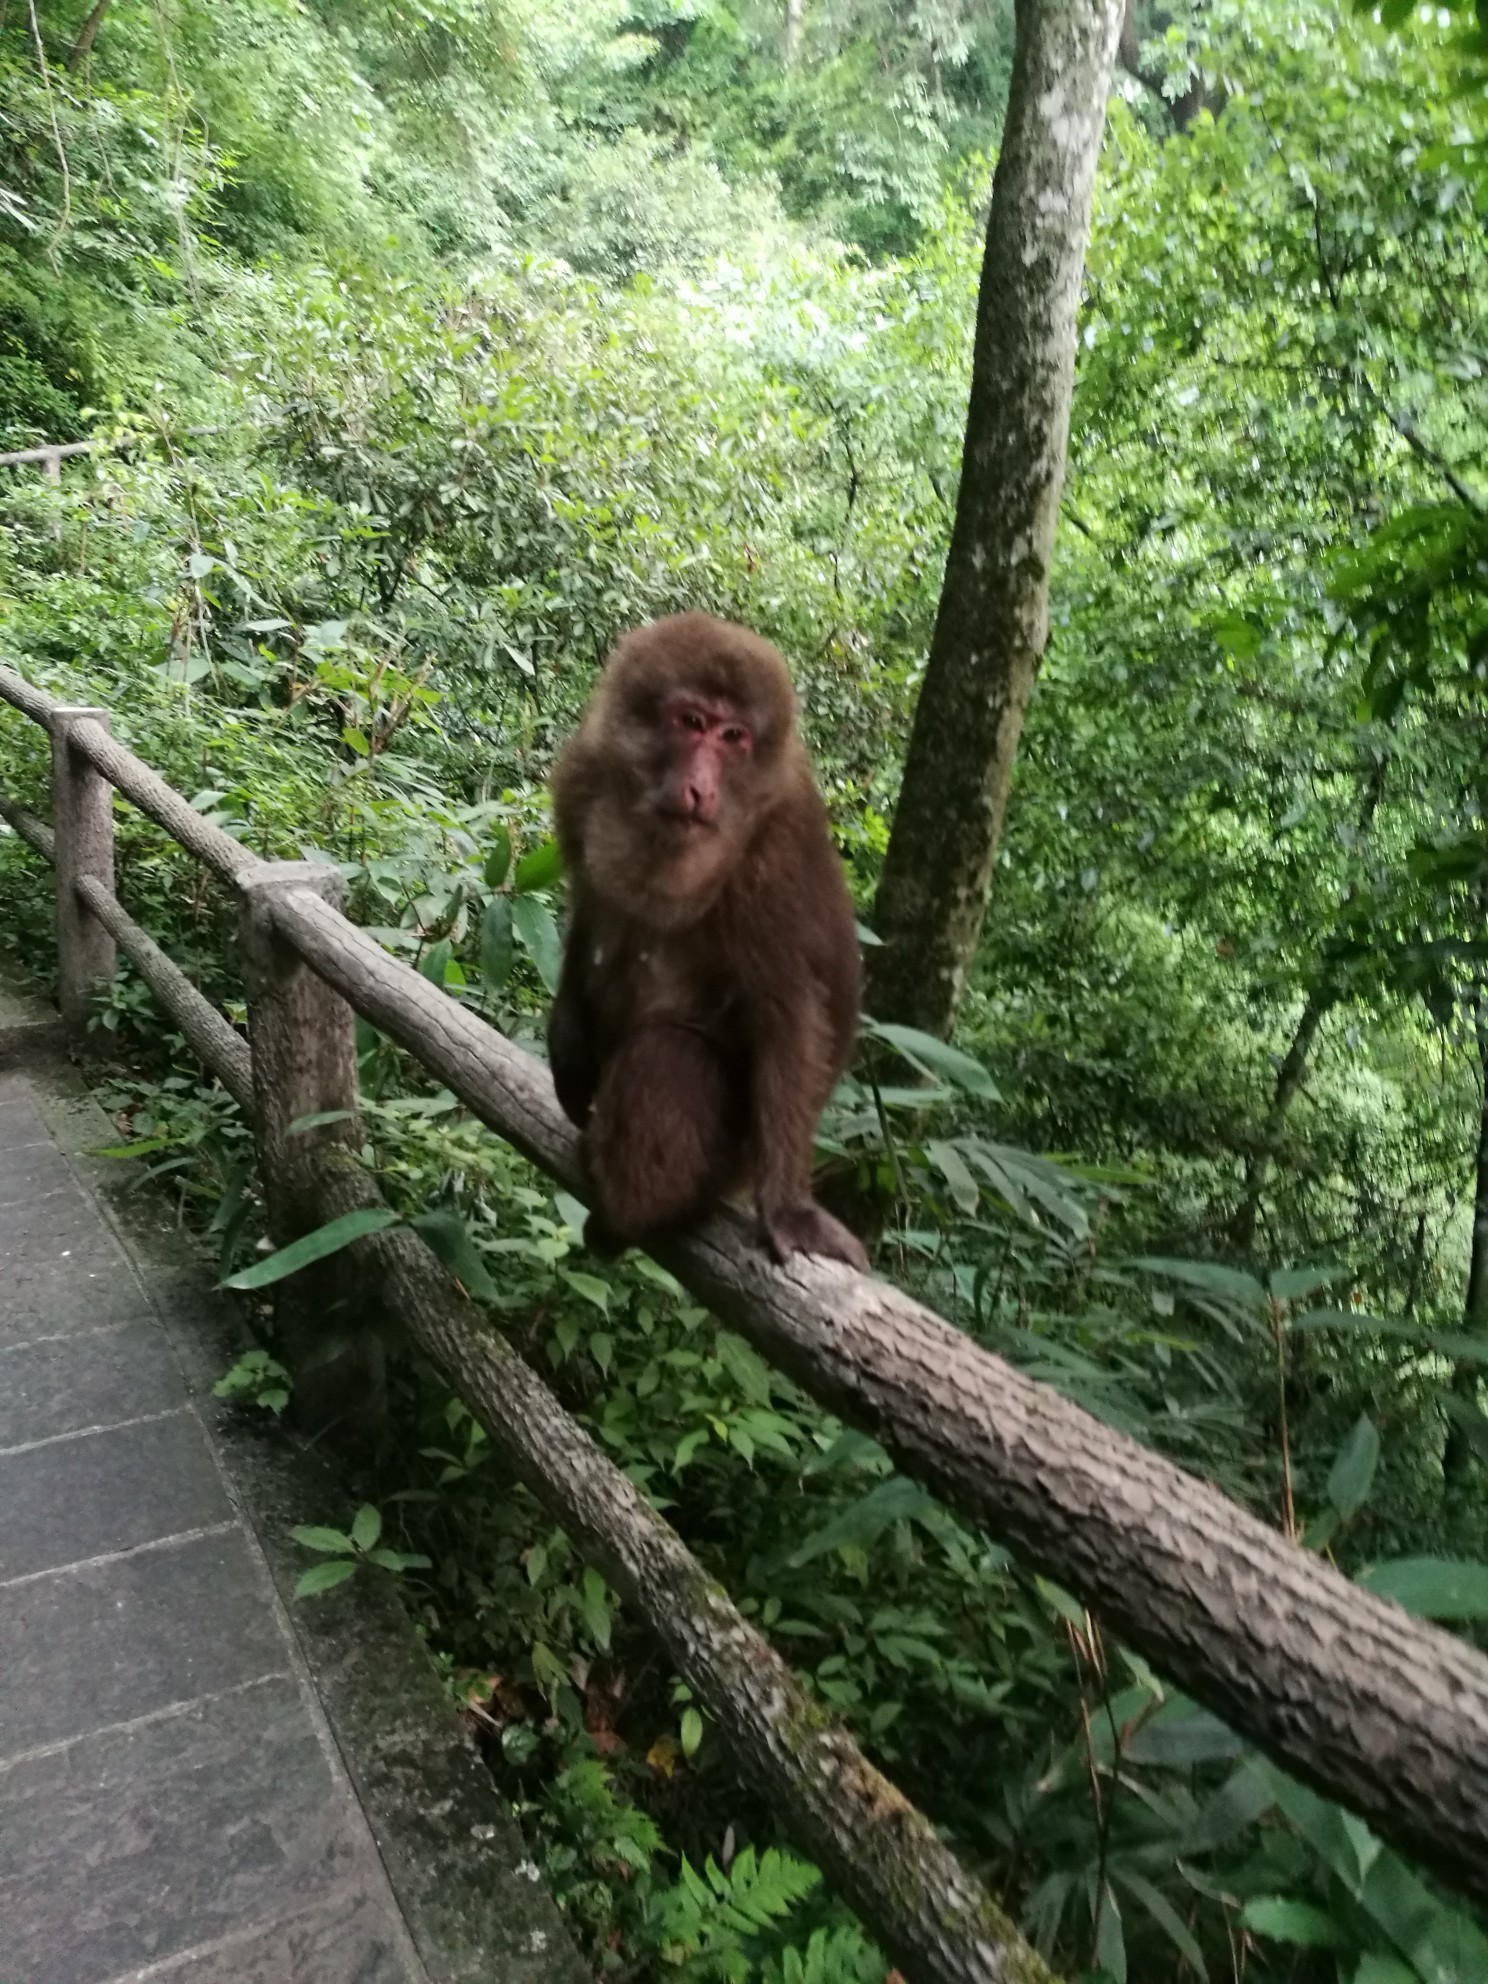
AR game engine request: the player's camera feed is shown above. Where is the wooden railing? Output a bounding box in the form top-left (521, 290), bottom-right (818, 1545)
top-left (3, 662), bottom-right (1488, 1981)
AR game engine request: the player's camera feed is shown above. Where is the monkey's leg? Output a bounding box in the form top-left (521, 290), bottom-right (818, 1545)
top-left (584, 1026), bottom-right (733, 1248)
top-left (750, 1006), bottom-right (870, 1272)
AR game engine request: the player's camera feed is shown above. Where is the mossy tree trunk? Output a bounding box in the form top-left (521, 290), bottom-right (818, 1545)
top-left (867, 0), bottom-right (1123, 1036)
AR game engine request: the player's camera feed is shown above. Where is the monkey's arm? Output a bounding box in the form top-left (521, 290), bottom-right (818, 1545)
top-left (547, 920), bottom-right (603, 1128)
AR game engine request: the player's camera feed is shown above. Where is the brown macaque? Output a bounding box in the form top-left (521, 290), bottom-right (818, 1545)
top-left (548, 612), bottom-right (868, 1271)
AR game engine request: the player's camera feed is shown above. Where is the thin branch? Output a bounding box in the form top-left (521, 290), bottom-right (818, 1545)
top-left (27, 0), bottom-right (72, 262)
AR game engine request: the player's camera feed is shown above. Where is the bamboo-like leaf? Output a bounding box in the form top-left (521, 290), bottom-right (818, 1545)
top-left (412, 1208), bottom-right (499, 1301)
top-left (861, 1018), bottom-right (998, 1097)
top-left (222, 1207), bottom-right (402, 1289)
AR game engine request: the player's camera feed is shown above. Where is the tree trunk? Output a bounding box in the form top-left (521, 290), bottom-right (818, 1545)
top-left (783, 0), bottom-right (805, 67)
top-left (1230, 984), bottom-right (1332, 1252)
top-left (1444, 1006), bottom-right (1488, 1490)
top-left (66, 0), bottom-right (111, 69)
top-left (866, 0), bottom-right (1123, 1036)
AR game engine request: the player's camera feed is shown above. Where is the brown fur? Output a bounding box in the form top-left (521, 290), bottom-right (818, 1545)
top-left (548, 612), bottom-right (867, 1269)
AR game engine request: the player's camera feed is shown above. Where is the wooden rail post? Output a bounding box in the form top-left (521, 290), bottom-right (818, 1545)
top-left (239, 861), bottom-right (384, 1440)
top-left (51, 707), bottom-right (115, 1041)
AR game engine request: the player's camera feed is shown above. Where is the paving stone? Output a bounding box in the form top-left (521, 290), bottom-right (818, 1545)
top-left (0, 1528), bottom-right (285, 1756)
top-left (0, 1411), bottom-right (231, 1581)
top-left (0, 1676), bottom-right (385, 1984)
top-left (0, 1173), bottom-right (132, 1261)
top-left (0, 1250), bottom-right (156, 1341)
top-left (0, 1319), bottom-right (186, 1448)
top-left (132, 1889), bottom-right (420, 1984)
top-left (0, 1087), bottom-right (50, 1151)
top-left (0, 1137), bottom-right (74, 1205)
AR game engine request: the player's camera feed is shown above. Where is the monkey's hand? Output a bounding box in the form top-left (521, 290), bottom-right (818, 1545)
top-left (762, 1200), bottom-right (869, 1273)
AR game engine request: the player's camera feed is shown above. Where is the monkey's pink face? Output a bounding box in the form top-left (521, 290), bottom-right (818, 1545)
top-left (649, 691), bottom-right (755, 834)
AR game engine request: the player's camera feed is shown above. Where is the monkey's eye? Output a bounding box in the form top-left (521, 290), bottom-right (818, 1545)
top-left (721, 725), bottom-right (750, 750)
top-left (677, 709), bottom-right (708, 734)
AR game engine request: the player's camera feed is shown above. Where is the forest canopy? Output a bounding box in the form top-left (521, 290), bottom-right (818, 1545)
top-left (3, 0), bottom-right (1488, 1979)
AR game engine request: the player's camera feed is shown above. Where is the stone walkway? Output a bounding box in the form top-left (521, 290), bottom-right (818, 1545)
top-left (0, 1060), bottom-right (580, 1984)
top-left (0, 1068), bottom-right (431, 1983)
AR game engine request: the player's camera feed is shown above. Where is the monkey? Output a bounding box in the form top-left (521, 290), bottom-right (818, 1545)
top-left (546, 611), bottom-right (869, 1272)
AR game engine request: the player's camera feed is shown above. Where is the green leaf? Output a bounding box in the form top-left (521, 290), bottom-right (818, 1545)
top-left (412, 1208), bottom-right (499, 1301)
top-left (1213, 612), bottom-right (1263, 660)
top-left (1327, 1415), bottom-right (1380, 1520)
top-left (367, 1547), bottom-right (431, 1573)
top-left (680, 1707), bottom-right (703, 1758)
top-left (513, 838), bottom-right (563, 893)
top-left (1132, 1257), bottom-right (1267, 1307)
top-left (287, 1109), bottom-right (356, 1136)
top-left (561, 1268), bottom-right (611, 1313)
top-left (294, 1558), bottom-right (358, 1599)
top-left (1352, 1958), bottom-right (1418, 1984)
top-left (1124, 1697), bottom-right (1246, 1766)
top-left (553, 1191), bottom-right (590, 1235)
top-left (292, 1525), bottom-right (355, 1555)
top-left (222, 1207), bottom-right (402, 1289)
top-left (342, 725), bottom-right (370, 757)
top-left (512, 895), bottom-right (562, 993)
top-left (484, 825), bottom-right (512, 889)
top-left (581, 1566), bottom-right (612, 1650)
top-left (1184, 1762), bottom-right (1274, 1853)
top-left (1268, 1265), bottom-right (1349, 1303)
top-left (480, 896), bottom-right (513, 991)
top-left (1239, 1898), bottom-right (1345, 1949)
top-left (1035, 1576), bottom-right (1088, 1629)
top-left (1359, 1556), bottom-right (1488, 1619)
top-left (351, 1503), bottom-right (382, 1552)
top-left (1114, 1868), bottom-right (1207, 1976)
top-left (786, 1477), bottom-right (934, 1567)
top-left (589, 1330), bottom-right (613, 1374)
top-left (854, 919), bottom-right (883, 946)
top-left (419, 938), bottom-right (453, 989)
top-left (862, 1019), bottom-right (998, 1097)
top-left (88, 1133), bottom-right (178, 1160)
top-left (927, 1139), bottom-right (980, 1214)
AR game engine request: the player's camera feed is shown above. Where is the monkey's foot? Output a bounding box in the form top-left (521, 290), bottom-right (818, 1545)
top-left (763, 1201), bottom-right (869, 1272)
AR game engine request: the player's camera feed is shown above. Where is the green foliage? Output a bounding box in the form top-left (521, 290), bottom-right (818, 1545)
top-left (4, 0), bottom-right (1488, 1977)
top-left (291, 1502), bottom-right (431, 1597)
top-left (214, 1347), bottom-right (291, 1415)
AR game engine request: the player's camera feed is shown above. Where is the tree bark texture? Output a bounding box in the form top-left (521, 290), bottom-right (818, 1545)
top-left (1444, 1008), bottom-right (1488, 1489)
top-left (304, 1156), bottom-right (1053, 1984)
top-left (1230, 984), bottom-right (1331, 1252)
top-left (240, 863), bottom-right (385, 1437)
top-left (75, 872), bottom-right (254, 1114)
top-left (867, 0), bottom-right (1124, 1036)
top-left (66, 0), bottom-right (111, 68)
top-left (50, 707), bottom-right (116, 1040)
top-left (784, 0), bottom-right (805, 66)
top-left (266, 883), bottom-right (1488, 1905)
top-left (0, 784), bottom-right (56, 861)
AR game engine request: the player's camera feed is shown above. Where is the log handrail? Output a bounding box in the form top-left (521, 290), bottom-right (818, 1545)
top-left (4, 658), bottom-right (1488, 1943)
